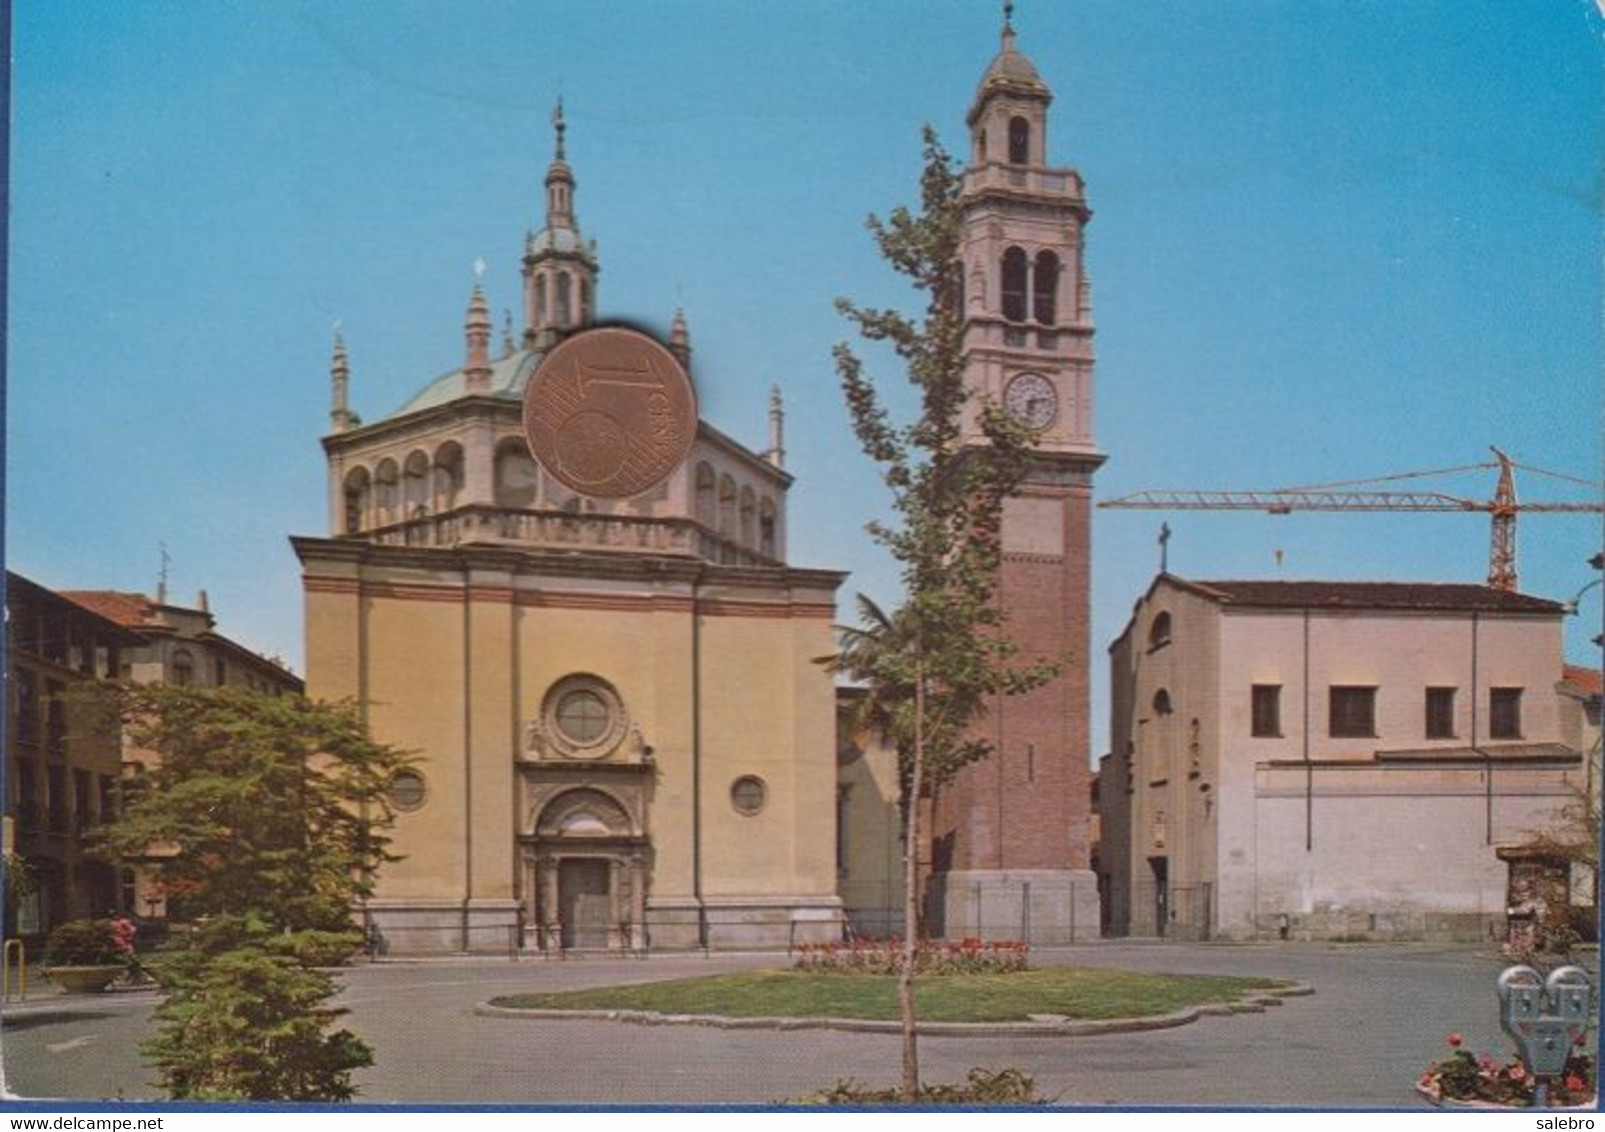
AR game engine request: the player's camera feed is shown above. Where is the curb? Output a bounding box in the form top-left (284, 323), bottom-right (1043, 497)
top-left (475, 981), bottom-right (1315, 1036)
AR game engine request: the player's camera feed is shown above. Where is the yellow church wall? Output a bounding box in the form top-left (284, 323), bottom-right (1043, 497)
top-left (360, 591), bottom-right (468, 903)
top-left (465, 583), bottom-right (517, 902)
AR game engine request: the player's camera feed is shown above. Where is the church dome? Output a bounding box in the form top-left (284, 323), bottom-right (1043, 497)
top-left (386, 349), bottom-right (539, 419)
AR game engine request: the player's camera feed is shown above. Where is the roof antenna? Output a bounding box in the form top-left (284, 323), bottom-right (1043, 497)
top-left (1158, 522), bottom-right (1171, 575)
top-left (157, 541), bottom-right (171, 604)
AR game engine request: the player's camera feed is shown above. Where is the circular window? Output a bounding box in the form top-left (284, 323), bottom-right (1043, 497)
top-left (555, 688), bottom-right (611, 746)
top-left (731, 776), bottom-right (767, 816)
top-left (541, 675), bottom-right (627, 759)
top-left (388, 770), bottom-right (427, 812)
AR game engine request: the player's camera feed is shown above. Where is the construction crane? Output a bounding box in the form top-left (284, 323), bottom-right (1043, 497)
top-left (1098, 448), bottom-right (1603, 592)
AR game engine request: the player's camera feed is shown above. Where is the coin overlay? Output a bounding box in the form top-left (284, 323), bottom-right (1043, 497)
top-left (522, 328), bottom-right (697, 499)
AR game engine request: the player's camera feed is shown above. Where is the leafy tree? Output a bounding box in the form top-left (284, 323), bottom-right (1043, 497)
top-left (143, 943), bottom-right (372, 1101)
top-left (90, 684), bottom-right (408, 1100)
top-left (827, 127), bottom-right (1057, 1102)
top-left (95, 684), bottom-right (405, 934)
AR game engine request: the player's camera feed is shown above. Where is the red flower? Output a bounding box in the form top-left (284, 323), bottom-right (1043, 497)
top-left (1565, 1074), bottom-right (1586, 1092)
top-left (1509, 1063), bottom-right (1527, 1082)
top-left (1446, 1033), bottom-right (1463, 1048)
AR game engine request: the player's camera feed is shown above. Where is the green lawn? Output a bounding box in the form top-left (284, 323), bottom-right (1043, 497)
top-left (490, 967), bottom-right (1282, 1022)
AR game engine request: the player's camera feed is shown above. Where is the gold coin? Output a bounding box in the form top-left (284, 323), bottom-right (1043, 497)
top-left (522, 327), bottom-right (697, 499)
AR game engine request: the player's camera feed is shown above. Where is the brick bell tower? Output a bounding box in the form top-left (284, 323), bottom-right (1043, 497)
top-left (926, 7), bottom-right (1104, 942)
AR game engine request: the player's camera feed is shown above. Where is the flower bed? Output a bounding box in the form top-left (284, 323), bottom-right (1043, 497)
top-left (793, 937), bottom-right (1029, 976)
top-left (1418, 1032), bottom-right (1594, 1108)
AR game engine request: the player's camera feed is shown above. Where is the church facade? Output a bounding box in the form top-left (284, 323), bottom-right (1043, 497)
top-left (294, 107), bottom-right (844, 952)
top-left (294, 17), bottom-right (1101, 952)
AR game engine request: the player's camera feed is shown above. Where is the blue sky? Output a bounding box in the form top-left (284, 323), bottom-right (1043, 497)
top-left (9, 1), bottom-right (1602, 759)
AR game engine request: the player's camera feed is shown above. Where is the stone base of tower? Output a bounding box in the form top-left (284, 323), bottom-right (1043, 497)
top-left (927, 869), bottom-right (1101, 944)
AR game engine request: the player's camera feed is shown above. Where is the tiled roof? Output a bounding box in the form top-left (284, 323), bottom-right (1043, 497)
top-left (60, 590), bottom-right (158, 627)
top-left (1562, 664), bottom-right (1602, 697)
top-left (1179, 578), bottom-right (1564, 615)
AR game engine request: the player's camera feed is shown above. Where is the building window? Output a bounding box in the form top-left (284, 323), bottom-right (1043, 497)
top-left (1329, 686), bottom-right (1377, 738)
top-left (1033, 250), bottom-right (1059, 325)
top-left (1152, 688), bottom-right (1173, 716)
top-left (73, 769), bottom-right (93, 834)
top-left (17, 759), bottom-right (38, 829)
top-left (1425, 687), bottom-right (1456, 739)
top-left (172, 650), bottom-right (195, 688)
top-left (1001, 247), bottom-right (1028, 322)
top-left (387, 770), bottom-right (427, 812)
top-left (1147, 611), bottom-right (1172, 651)
top-left (45, 680), bottom-right (66, 753)
top-left (1490, 687), bottom-right (1523, 740)
top-left (542, 675), bottom-right (627, 759)
top-left (99, 774), bottom-right (118, 824)
top-left (731, 776), bottom-right (767, 816)
top-left (555, 689), bottom-right (611, 746)
top-left (1251, 684), bottom-right (1281, 738)
top-left (47, 764), bottom-right (68, 833)
top-left (15, 667), bottom-right (39, 745)
top-left (1008, 115), bottom-right (1030, 164)
top-left (759, 499), bottom-right (777, 559)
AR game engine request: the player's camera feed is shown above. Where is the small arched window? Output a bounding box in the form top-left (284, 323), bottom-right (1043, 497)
top-left (739, 487), bottom-right (756, 548)
top-left (555, 272), bottom-right (572, 325)
top-left (374, 459), bottom-right (400, 525)
top-left (494, 439), bottom-right (539, 508)
top-left (759, 498), bottom-right (777, 559)
top-left (1008, 116), bottom-right (1030, 164)
top-left (535, 275), bottom-right (548, 323)
top-left (1152, 689), bottom-right (1173, 716)
top-left (1148, 611), bottom-right (1173, 650)
top-left (343, 467), bottom-right (371, 535)
top-left (1001, 247), bottom-right (1028, 323)
top-left (403, 450), bottom-right (430, 514)
top-left (718, 475), bottom-right (738, 538)
top-left (580, 279), bottom-right (592, 324)
top-left (694, 463), bottom-right (717, 526)
top-left (1033, 251), bottom-right (1060, 326)
top-left (172, 649), bottom-right (195, 688)
top-left (433, 442), bottom-right (463, 511)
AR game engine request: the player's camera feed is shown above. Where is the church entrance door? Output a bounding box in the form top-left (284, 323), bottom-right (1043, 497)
top-left (559, 858), bottom-right (612, 949)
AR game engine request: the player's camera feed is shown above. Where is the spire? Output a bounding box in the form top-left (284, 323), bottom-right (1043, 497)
top-left (544, 98), bottom-right (575, 230)
top-left (502, 309), bottom-right (517, 357)
top-left (766, 383), bottom-right (786, 469)
top-left (330, 328), bottom-right (359, 432)
top-left (523, 99), bottom-right (598, 349)
top-left (465, 267), bottom-right (492, 392)
top-left (668, 307), bottom-right (692, 369)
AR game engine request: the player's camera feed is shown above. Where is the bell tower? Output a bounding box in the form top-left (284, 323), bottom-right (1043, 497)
top-left (928, 5), bottom-right (1104, 942)
top-left (523, 100), bottom-right (599, 351)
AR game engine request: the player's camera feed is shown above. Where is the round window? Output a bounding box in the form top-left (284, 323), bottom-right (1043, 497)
top-left (731, 776), bottom-right (766, 816)
top-left (388, 770), bottom-right (427, 812)
top-left (541, 675), bottom-right (627, 759)
top-left (555, 688), bottom-right (611, 746)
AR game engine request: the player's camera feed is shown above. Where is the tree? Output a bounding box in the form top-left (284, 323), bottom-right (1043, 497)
top-left (91, 683), bottom-right (409, 1100)
top-left (826, 127), bottom-right (1057, 1102)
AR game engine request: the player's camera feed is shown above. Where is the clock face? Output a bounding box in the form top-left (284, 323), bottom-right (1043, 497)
top-left (1004, 373), bottom-right (1058, 429)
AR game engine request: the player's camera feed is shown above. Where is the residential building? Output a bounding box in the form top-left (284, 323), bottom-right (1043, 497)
top-left (1099, 575), bottom-right (1586, 942)
top-left (60, 588), bottom-right (303, 920)
top-left (5, 573), bottom-right (142, 941)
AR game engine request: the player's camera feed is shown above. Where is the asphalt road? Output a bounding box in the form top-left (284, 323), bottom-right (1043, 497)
top-left (2, 941), bottom-right (1596, 1107)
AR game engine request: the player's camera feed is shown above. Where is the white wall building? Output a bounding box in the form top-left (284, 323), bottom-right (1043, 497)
top-left (1100, 576), bottom-right (1588, 942)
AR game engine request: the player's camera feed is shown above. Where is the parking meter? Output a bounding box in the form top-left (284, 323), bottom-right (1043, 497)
top-left (1497, 964), bottom-right (1593, 1079)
